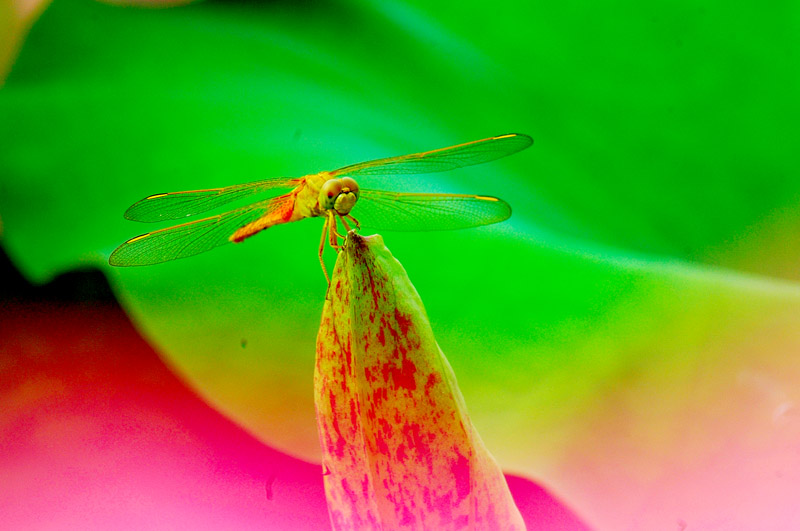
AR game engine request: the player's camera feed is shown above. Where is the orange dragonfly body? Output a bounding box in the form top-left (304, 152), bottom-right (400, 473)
top-left (110, 133), bottom-right (533, 281)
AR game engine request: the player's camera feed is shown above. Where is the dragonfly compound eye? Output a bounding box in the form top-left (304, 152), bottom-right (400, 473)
top-left (319, 179), bottom-right (343, 209)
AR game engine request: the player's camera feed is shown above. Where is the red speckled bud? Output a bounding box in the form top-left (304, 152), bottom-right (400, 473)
top-left (315, 232), bottom-right (525, 530)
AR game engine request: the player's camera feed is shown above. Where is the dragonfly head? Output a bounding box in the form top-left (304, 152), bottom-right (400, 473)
top-left (319, 177), bottom-right (360, 215)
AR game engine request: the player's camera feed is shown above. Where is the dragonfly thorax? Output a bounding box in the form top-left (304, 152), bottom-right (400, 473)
top-left (319, 177), bottom-right (360, 215)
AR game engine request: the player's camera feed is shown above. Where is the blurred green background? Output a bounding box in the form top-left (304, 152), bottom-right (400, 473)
top-left (3, 0), bottom-right (800, 528)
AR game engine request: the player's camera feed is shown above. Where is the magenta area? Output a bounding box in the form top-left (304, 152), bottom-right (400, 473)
top-left (0, 269), bottom-right (588, 530)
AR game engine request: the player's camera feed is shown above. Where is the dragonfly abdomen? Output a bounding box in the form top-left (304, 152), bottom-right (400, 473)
top-left (230, 192), bottom-right (298, 243)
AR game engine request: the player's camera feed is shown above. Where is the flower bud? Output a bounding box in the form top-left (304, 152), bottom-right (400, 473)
top-left (315, 232), bottom-right (525, 530)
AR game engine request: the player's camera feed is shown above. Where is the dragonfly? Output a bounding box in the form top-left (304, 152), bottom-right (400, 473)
top-left (109, 133), bottom-right (533, 282)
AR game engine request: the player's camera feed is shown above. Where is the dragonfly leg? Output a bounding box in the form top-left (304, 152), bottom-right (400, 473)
top-left (345, 214), bottom-right (360, 230)
top-left (339, 214), bottom-right (353, 233)
top-left (329, 213), bottom-right (343, 251)
top-left (319, 217), bottom-right (331, 285)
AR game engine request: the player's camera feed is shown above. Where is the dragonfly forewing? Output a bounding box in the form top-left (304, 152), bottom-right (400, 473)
top-left (330, 133), bottom-right (532, 179)
top-left (124, 177), bottom-right (298, 222)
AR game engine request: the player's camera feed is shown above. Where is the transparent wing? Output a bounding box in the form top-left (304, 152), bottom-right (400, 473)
top-left (110, 195), bottom-right (293, 266)
top-left (354, 189), bottom-right (511, 232)
top-left (124, 177), bottom-right (299, 222)
top-left (329, 133), bottom-right (532, 178)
